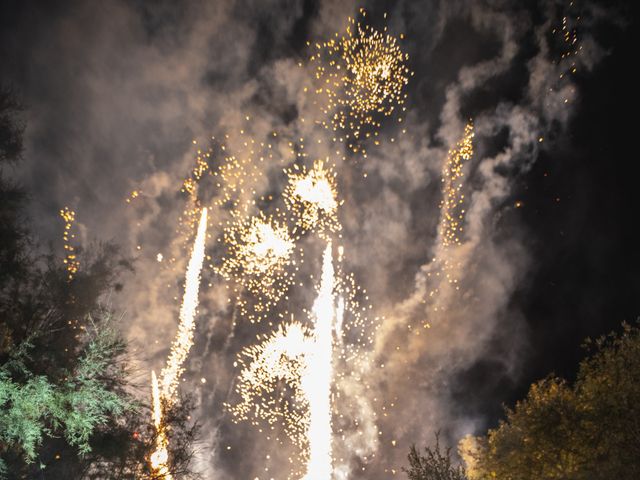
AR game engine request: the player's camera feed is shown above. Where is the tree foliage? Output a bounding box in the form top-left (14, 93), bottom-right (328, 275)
top-left (0, 317), bottom-right (130, 464)
top-left (404, 434), bottom-right (468, 480)
top-left (461, 323), bottom-right (640, 480)
top-left (1, 86), bottom-right (200, 478)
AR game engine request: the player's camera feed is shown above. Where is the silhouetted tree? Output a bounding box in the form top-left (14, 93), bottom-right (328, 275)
top-left (404, 433), bottom-right (468, 480)
top-left (0, 87), bottom-right (200, 478)
top-left (460, 323), bottom-right (640, 480)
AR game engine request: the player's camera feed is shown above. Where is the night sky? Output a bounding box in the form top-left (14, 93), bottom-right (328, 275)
top-left (0, 0), bottom-right (637, 478)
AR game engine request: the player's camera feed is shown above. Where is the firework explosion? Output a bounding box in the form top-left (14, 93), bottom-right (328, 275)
top-left (284, 160), bottom-right (341, 236)
top-left (307, 9), bottom-right (410, 156)
top-left (217, 213), bottom-right (298, 323)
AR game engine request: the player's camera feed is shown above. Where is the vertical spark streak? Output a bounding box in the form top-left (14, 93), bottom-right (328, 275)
top-left (160, 207), bottom-right (208, 399)
top-left (150, 371), bottom-right (172, 479)
top-left (150, 207), bottom-right (208, 477)
top-left (302, 242), bottom-right (335, 480)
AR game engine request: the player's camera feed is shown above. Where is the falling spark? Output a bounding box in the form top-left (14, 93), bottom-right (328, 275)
top-left (59, 207), bottom-right (79, 280)
top-left (160, 207), bottom-right (208, 399)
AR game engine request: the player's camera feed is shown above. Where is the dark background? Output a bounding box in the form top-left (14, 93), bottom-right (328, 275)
top-left (452, 0), bottom-right (640, 424)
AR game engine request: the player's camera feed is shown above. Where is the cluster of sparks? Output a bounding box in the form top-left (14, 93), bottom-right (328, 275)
top-left (217, 213), bottom-right (298, 323)
top-left (59, 207), bottom-right (79, 280)
top-left (307, 9), bottom-right (410, 156)
top-left (439, 123), bottom-right (474, 250)
top-left (419, 122), bottom-right (474, 319)
top-left (284, 160), bottom-right (341, 237)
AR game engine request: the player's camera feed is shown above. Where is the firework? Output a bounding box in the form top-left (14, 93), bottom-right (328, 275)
top-left (149, 207), bottom-right (208, 476)
top-left (59, 206), bottom-right (79, 280)
top-left (159, 207), bottom-right (209, 399)
top-left (301, 242), bottom-right (335, 479)
top-left (228, 320), bottom-right (312, 449)
top-left (420, 122), bottom-right (474, 317)
top-left (150, 371), bottom-right (172, 479)
top-left (307, 9), bottom-right (410, 155)
top-left (284, 160), bottom-right (341, 236)
top-left (439, 122), bottom-right (474, 250)
top-left (217, 213), bottom-right (297, 323)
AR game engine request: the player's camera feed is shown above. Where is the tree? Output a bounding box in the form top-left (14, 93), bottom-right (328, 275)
top-left (404, 433), bottom-right (468, 480)
top-left (461, 323), bottom-right (640, 480)
top-left (0, 86), bottom-right (200, 478)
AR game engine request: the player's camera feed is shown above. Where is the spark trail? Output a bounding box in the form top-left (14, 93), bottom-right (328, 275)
top-left (150, 207), bottom-right (208, 476)
top-left (150, 371), bottom-right (171, 479)
top-left (302, 242), bottom-right (335, 480)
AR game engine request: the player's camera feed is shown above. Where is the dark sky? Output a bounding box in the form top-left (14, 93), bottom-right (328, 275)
top-left (452, 2), bottom-right (639, 422)
top-left (0, 0), bottom-right (637, 478)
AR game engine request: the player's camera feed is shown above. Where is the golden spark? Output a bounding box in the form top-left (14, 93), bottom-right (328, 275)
top-left (284, 160), bottom-right (341, 235)
top-left (59, 206), bottom-right (79, 281)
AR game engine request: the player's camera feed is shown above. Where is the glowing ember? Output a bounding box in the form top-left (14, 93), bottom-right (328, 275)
top-left (59, 206), bottom-right (79, 280)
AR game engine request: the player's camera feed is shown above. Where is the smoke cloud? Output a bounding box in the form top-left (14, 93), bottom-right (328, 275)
top-left (0, 0), bottom-right (620, 478)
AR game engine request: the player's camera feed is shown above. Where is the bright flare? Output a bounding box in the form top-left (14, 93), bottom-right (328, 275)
top-left (150, 371), bottom-right (172, 479)
top-left (150, 207), bottom-right (208, 477)
top-left (302, 242), bottom-right (335, 480)
top-left (160, 207), bottom-right (209, 399)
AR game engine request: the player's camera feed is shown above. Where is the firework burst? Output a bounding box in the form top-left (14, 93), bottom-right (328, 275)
top-left (217, 212), bottom-right (298, 323)
top-left (307, 9), bottom-right (410, 156)
top-left (284, 160), bottom-right (341, 236)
